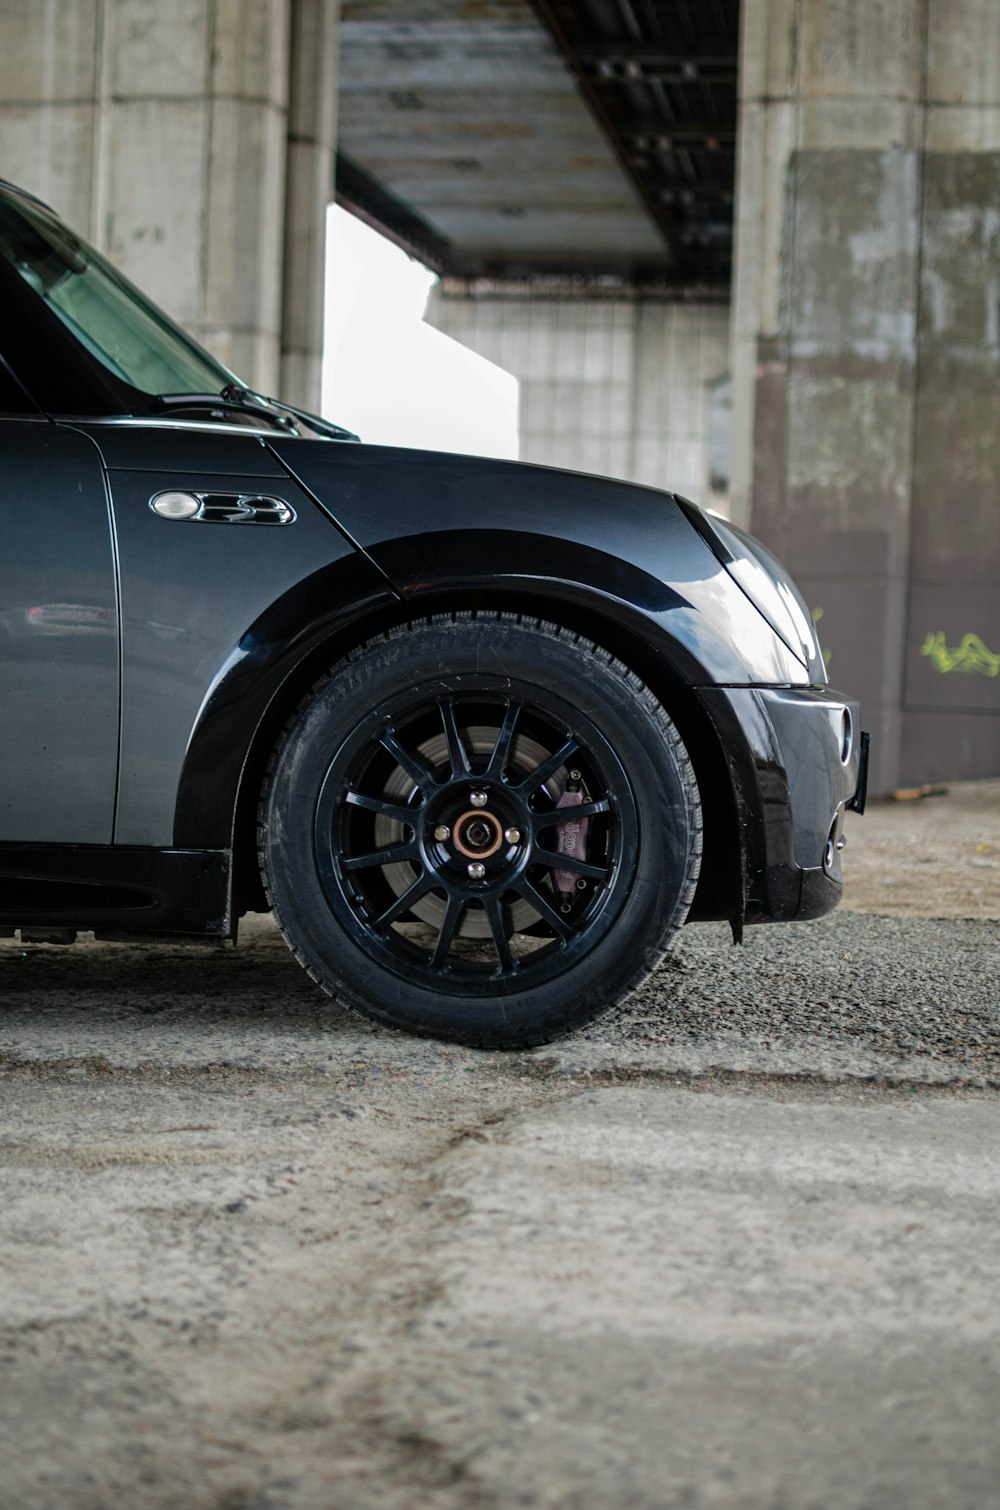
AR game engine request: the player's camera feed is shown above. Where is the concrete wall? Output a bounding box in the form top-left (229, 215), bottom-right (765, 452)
top-left (732, 0), bottom-right (1000, 790)
top-left (428, 292), bottom-right (731, 506)
top-left (0, 0), bottom-right (337, 406)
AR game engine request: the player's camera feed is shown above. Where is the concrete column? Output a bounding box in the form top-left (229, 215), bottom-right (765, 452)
top-left (280, 0), bottom-right (339, 408)
top-left (428, 292), bottom-right (731, 507)
top-left (200, 0), bottom-right (291, 391)
top-left (0, 0), bottom-right (336, 406)
top-left (732, 0), bottom-right (1000, 789)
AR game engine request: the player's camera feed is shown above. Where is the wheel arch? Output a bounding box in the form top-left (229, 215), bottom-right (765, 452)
top-left (207, 580), bottom-right (745, 925)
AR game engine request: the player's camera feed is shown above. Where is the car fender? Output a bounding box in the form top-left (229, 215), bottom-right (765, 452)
top-left (173, 555), bottom-right (398, 849)
top-left (346, 526), bottom-right (804, 689)
top-left (172, 551), bottom-right (696, 847)
top-left (173, 556), bottom-right (760, 936)
top-left (269, 438), bottom-right (808, 688)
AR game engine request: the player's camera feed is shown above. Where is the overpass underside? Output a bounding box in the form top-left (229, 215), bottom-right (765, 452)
top-left (1, 0), bottom-right (998, 790)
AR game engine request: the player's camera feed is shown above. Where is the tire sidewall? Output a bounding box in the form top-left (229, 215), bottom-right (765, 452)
top-left (262, 618), bottom-right (699, 1045)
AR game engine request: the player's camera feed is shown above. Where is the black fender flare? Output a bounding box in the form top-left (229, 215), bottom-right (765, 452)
top-left (172, 543), bottom-right (761, 930)
top-left (172, 555), bottom-right (398, 848)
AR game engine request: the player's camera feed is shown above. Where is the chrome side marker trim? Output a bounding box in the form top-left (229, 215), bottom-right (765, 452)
top-left (150, 490), bottom-right (296, 525)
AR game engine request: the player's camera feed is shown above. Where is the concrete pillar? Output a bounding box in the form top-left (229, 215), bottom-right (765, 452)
top-left (428, 292), bottom-right (731, 507)
top-left (0, 0), bottom-right (335, 407)
top-left (732, 0), bottom-right (1000, 789)
top-left (280, 0), bottom-right (339, 407)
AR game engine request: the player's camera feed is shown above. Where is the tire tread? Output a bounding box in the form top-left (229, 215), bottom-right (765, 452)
top-left (257, 610), bottom-right (702, 1047)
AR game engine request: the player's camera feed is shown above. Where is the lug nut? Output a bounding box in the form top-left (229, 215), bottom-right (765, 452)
top-left (569, 769), bottom-right (582, 781)
top-left (470, 790), bottom-right (488, 808)
top-left (467, 862), bottom-right (486, 880)
top-left (433, 825), bottom-right (451, 842)
top-left (504, 827), bottom-right (522, 845)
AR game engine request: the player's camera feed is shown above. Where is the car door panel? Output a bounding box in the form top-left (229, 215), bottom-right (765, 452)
top-left (0, 420), bottom-right (119, 843)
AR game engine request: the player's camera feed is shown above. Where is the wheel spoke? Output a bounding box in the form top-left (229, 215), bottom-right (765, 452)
top-left (511, 877), bottom-right (573, 940)
top-left (531, 847), bottom-right (610, 882)
top-left (484, 701), bottom-right (522, 779)
top-left (430, 894), bottom-right (465, 968)
top-left (516, 737), bottom-right (579, 797)
top-left (536, 798), bottom-right (610, 825)
top-left (371, 872), bottom-right (434, 929)
top-left (343, 789), bottom-right (417, 827)
top-left (379, 728), bottom-right (435, 791)
top-left (312, 654), bottom-right (642, 1004)
top-left (484, 895), bottom-right (515, 973)
top-left (439, 698), bottom-right (471, 777)
top-left (342, 842), bottom-right (420, 873)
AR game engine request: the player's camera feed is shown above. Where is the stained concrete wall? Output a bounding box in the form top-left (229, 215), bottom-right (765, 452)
top-left (733, 0), bottom-right (1000, 790)
top-left (0, 0), bottom-right (337, 407)
top-left (428, 292), bottom-right (731, 506)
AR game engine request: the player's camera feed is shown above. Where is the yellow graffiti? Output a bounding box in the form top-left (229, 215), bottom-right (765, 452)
top-left (921, 630), bottom-right (1000, 677)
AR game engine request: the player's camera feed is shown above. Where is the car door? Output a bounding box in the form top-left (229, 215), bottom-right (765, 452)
top-left (0, 415), bottom-right (119, 843)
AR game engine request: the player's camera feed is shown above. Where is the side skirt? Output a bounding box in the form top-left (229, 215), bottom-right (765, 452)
top-left (0, 844), bottom-right (231, 937)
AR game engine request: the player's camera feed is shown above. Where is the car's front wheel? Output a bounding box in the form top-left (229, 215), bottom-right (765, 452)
top-left (259, 613), bottom-right (702, 1047)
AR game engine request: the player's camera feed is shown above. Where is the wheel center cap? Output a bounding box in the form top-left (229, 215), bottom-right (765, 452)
top-left (452, 808), bottom-right (504, 860)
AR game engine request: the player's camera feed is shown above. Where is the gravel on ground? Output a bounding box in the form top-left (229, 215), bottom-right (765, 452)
top-left (2, 780), bottom-right (998, 1508)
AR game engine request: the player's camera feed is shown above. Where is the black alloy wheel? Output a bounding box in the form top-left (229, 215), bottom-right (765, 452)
top-left (259, 614), bottom-right (702, 1047)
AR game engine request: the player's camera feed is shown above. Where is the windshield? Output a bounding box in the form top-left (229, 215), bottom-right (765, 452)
top-left (0, 185), bottom-right (241, 397)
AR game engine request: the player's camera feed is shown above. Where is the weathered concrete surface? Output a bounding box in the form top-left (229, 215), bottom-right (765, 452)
top-left (732, 0), bottom-right (1000, 790)
top-left (281, 0), bottom-right (339, 407)
top-left (3, 1071), bottom-right (998, 1509)
top-left (336, 1), bottom-right (665, 267)
top-left (407, 1087), bottom-right (1000, 1509)
top-left (1, 782), bottom-right (999, 1507)
top-left (0, 0), bottom-right (332, 404)
top-left (428, 293), bottom-right (731, 498)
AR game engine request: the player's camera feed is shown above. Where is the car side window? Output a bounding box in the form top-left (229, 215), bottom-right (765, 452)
top-left (0, 357), bottom-right (37, 415)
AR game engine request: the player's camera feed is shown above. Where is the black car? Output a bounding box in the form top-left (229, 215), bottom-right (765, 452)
top-left (0, 179), bottom-right (867, 1047)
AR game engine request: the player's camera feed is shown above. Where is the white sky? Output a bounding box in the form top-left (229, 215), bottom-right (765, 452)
top-left (322, 206), bottom-right (519, 458)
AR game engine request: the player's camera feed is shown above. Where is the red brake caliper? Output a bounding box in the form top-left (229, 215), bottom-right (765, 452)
top-left (554, 771), bottom-right (590, 895)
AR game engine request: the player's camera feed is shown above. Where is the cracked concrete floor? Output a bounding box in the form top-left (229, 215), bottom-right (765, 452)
top-left (1, 783), bottom-right (999, 1508)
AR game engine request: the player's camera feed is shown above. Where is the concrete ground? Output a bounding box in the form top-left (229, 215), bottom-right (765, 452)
top-left (1, 783), bottom-right (999, 1509)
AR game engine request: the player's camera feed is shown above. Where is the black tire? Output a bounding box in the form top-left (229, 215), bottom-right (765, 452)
top-left (258, 613), bottom-right (702, 1048)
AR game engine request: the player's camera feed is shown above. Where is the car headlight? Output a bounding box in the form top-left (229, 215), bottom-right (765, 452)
top-left (675, 497), bottom-right (826, 682)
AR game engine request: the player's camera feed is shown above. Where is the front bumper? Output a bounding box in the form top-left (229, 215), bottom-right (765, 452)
top-left (698, 684), bottom-right (867, 926)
